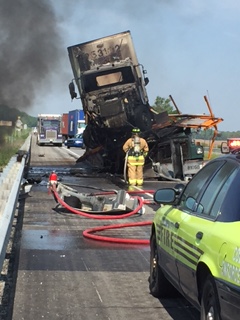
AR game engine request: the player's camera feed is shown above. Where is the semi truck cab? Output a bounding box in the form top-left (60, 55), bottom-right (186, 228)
top-left (37, 114), bottom-right (62, 146)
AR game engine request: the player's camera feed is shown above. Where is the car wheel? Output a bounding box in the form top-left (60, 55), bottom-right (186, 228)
top-left (200, 275), bottom-right (221, 320)
top-left (67, 146), bottom-right (70, 149)
top-left (149, 233), bottom-right (176, 298)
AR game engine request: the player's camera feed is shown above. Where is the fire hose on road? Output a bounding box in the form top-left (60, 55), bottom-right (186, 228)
top-left (48, 172), bottom-right (155, 245)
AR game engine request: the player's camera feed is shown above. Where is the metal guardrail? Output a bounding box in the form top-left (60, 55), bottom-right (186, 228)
top-left (0, 135), bottom-right (31, 272)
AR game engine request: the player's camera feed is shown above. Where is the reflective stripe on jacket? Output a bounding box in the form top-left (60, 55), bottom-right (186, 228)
top-left (127, 155), bottom-right (145, 166)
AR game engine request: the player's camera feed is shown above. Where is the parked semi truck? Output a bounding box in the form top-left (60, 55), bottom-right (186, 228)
top-left (61, 109), bottom-right (86, 141)
top-left (68, 109), bottom-right (86, 138)
top-left (67, 30), bottom-right (223, 181)
top-left (37, 114), bottom-right (62, 146)
top-left (61, 113), bottom-right (68, 141)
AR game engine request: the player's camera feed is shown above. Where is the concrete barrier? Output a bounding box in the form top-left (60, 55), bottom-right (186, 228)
top-left (0, 135), bottom-right (31, 272)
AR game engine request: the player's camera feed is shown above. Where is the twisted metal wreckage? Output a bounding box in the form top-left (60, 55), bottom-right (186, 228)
top-left (73, 95), bottom-right (223, 181)
top-left (67, 30), bottom-right (223, 181)
top-left (48, 174), bottom-right (155, 245)
top-left (47, 93), bottom-right (224, 243)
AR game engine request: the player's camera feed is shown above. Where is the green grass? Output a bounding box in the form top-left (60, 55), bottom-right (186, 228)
top-left (208, 153), bottom-right (220, 160)
top-left (0, 131), bottom-right (30, 170)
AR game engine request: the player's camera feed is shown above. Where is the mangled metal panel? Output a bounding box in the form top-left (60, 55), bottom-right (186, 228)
top-left (68, 30), bottom-right (139, 72)
top-left (168, 114), bottom-right (223, 129)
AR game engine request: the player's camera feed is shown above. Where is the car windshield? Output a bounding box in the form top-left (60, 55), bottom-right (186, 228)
top-left (75, 134), bottom-right (83, 139)
top-left (42, 120), bottom-right (60, 128)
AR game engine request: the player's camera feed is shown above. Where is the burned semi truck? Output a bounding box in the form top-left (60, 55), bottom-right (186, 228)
top-left (67, 30), bottom-right (223, 181)
top-left (67, 31), bottom-right (153, 170)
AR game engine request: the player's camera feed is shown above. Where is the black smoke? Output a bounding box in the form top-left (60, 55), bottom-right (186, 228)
top-left (0, 0), bottom-right (63, 115)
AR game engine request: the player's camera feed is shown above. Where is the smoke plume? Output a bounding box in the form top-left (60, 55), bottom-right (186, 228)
top-left (0, 0), bottom-right (63, 117)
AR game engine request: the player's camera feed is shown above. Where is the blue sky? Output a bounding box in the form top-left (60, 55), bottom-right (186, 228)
top-left (33, 0), bottom-right (240, 132)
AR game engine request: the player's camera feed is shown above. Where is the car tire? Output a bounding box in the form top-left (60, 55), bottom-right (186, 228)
top-left (67, 146), bottom-right (70, 149)
top-left (149, 233), bottom-right (177, 298)
top-left (200, 275), bottom-right (221, 320)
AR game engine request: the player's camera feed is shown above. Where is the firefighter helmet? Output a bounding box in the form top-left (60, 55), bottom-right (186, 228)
top-left (132, 128), bottom-right (140, 134)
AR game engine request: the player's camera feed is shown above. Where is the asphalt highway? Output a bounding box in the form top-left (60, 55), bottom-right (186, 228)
top-left (3, 135), bottom-right (200, 320)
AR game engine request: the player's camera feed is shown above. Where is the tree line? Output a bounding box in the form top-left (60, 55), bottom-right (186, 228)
top-left (0, 105), bottom-right (37, 128)
top-left (1, 97), bottom-right (238, 140)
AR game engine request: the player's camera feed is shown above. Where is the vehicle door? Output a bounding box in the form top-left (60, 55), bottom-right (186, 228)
top-left (155, 203), bottom-right (185, 289)
top-left (175, 159), bottom-right (239, 304)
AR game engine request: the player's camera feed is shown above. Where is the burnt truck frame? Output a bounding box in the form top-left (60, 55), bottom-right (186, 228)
top-left (144, 126), bottom-right (205, 181)
top-left (67, 31), bottom-right (223, 181)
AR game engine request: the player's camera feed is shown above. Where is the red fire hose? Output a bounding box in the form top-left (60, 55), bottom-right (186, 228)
top-left (82, 221), bottom-right (151, 245)
top-left (49, 178), bottom-right (155, 245)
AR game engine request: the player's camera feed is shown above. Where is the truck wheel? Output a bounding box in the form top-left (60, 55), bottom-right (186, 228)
top-left (83, 124), bottom-right (99, 149)
top-left (149, 233), bottom-right (177, 298)
top-left (200, 275), bottom-right (221, 320)
top-left (134, 105), bottom-right (153, 131)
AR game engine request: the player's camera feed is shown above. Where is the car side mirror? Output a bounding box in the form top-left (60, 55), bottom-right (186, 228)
top-left (154, 188), bottom-right (176, 204)
top-left (221, 142), bottom-right (229, 154)
top-left (69, 82), bottom-right (77, 100)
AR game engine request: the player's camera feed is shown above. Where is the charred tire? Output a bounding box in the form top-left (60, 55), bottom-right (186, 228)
top-left (149, 233), bottom-right (177, 298)
top-left (200, 275), bottom-right (221, 320)
top-left (83, 124), bottom-right (99, 149)
top-left (134, 105), bottom-right (153, 132)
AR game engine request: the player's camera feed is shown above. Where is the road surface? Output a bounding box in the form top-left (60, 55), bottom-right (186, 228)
top-left (1, 135), bottom-right (200, 320)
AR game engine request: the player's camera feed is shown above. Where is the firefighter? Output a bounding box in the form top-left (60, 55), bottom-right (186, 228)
top-left (123, 128), bottom-right (149, 186)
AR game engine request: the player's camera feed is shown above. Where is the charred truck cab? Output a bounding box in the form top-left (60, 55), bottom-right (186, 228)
top-left (68, 30), bottom-right (153, 172)
top-left (147, 130), bottom-right (204, 181)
